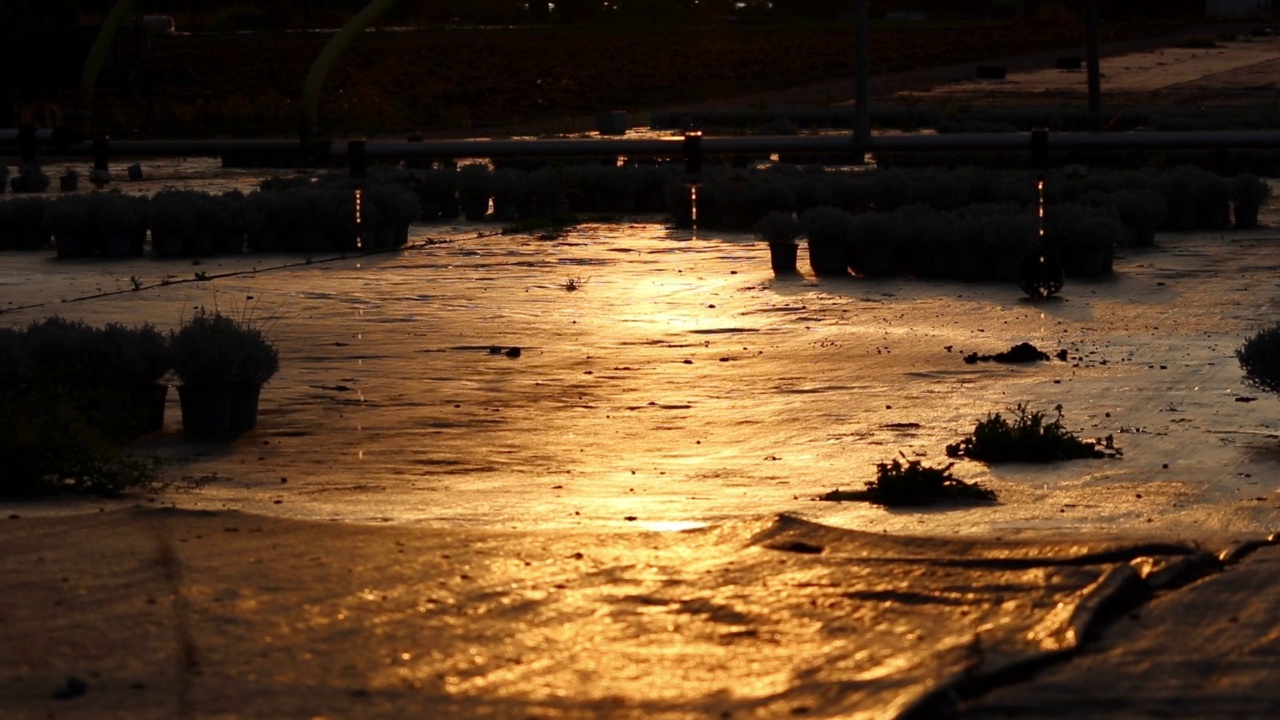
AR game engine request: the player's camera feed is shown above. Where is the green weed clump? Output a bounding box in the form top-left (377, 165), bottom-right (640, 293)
top-left (946, 403), bottom-right (1120, 463)
top-left (819, 454), bottom-right (996, 507)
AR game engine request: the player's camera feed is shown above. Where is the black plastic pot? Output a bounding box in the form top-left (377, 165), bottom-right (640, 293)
top-left (229, 385), bottom-right (262, 433)
top-left (769, 242), bottom-right (798, 275)
top-left (91, 382), bottom-right (168, 441)
top-left (1235, 203), bottom-right (1261, 230)
top-left (808, 241), bottom-right (851, 278)
top-left (178, 385), bottom-right (232, 438)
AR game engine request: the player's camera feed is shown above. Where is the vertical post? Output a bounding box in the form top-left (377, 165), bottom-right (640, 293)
top-left (299, 0), bottom-right (402, 140)
top-left (77, 0), bottom-right (138, 134)
top-left (349, 139), bottom-right (367, 249)
top-left (683, 129), bottom-right (703, 179)
top-left (1085, 0), bottom-right (1102, 130)
top-left (854, 0), bottom-right (871, 157)
top-left (93, 134), bottom-right (110, 173)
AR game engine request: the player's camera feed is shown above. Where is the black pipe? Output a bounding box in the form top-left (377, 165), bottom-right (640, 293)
top-left (4, 130), bottom-right (1280, 160)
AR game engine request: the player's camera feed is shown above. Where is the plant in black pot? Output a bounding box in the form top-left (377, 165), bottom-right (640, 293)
top-left (43, 194), bottom-right (97, 258)
top-left (492, 168), bottom-right (528, 223)
top-left (754, 210), bottom-right (802, 275)
top-left (368, 185), bottom-right (420, 247)
top-left (800, 206), bottom-right (855, 278)
top-left (279, 187), bottom-right (340, 252)
top-left (247, 190), bottom-right (286, 252)
top-left (59, 167), bottom-right (79, 192)
top-left (94, 192), bottom-right (147, 257)
top-left (457, 164), bottom-right (493, 221)
top-left (1232, 173), bottom-right (1272, 230)
top-left (1049, 204), bottom-right (1125, 278)
top-left (149, 190), bottom-right (200, 257)
top-left (1194, 171), bottom-right (1233, 231)
top-left (1087, 189), bottom-right (1167, 247)
top-left (11, 162), bottom-right (50, 194)
top-left (1155, 169), bottom-right (1199, 232)
top-left (89, 323), bottom-right (172, 440)
top-left (0, 197), bottom-right (52, 250)
top-left (847, 210), bottom-right (906, 278)
top-left (170, 308), bottom-right (279, 438)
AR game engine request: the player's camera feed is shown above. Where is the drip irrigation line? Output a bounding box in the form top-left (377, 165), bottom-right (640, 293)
top-left (0, 238), bottom-right (453, 315)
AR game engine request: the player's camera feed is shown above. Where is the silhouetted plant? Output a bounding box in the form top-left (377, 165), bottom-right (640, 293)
top-left (754, 210), bottom-right (802, 245)
top-left (1237, 325), bottom-right (1280, 396)
top-left (946, 403), bottom-right (1121, 463)
top-left (819, 453), bottom-right (996, 507)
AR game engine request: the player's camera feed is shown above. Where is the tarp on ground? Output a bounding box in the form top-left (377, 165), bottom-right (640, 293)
top-left (0, 508), bottom-right (1228, 719)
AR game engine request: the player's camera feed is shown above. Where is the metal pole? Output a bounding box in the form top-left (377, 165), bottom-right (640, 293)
top-left (77, 0), bottom-right (138, 134)
top-left (299, 0), bottom-right (401, 139)
top-left (854, 0), bottom-right (871, 149)
top-left (1085, 0), bottom-right (1102, 129)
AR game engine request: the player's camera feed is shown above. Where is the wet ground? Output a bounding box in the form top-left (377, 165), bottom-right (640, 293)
top-left (2, 159), bottom-right (1279, 538)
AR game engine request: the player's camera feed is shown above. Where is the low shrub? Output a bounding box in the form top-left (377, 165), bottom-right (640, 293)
top-left (946, 403), bottom-right (1121, 462)
top-left (1237, 325), bottom-right (1280, 395)
top-left (0, 319), bottom-right (169, 497)
top-left (0, 379), bottom-right (165, 498)
top-left (818, 454), bottom-right (997, 506)
top-left (754, 210), bottom-right (802, 245)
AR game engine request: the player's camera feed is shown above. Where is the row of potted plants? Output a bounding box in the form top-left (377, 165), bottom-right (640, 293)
top-left (759, 202), bottom-right (1125, 282)
top-left (0, 184), bottom-right (422, 257)
top-left (670, 165), bottom-right (1270, 237)
top-left (0, 311), bottom-right (279, 448)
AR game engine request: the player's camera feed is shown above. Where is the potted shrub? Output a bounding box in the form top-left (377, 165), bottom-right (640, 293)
top-left (1155, 170), bottom-right (1199, 231)
top-left (801, 206), bottom-right (855, 278)
top-left (247, 190), bottom-right (286, 252)
top-left (609, 166), bottom-right (643, 214)
top-left (0, 197), bottom-right (52, 250)
top-left (528, 167), bottom-right (567, 219)
top-left (89, 323), bottom-right (172, 440)
top-left (457, 164), bottom-right (492, 221)
top-left (491, 168), bottom-right (528, 223)
top-left (60, 168), bottom-right (80, 193)
top-left (895, 205), bottom-right (953, 278)
top-left (848, 211), bottom-right (909, 277)
top-left (754, 211), bottom-right (802, 275)
top-left (279, 187), bottom-right (339, 252)
top-left (11, 163), bottom-right (50, 194)
top-left (1049, 204), bottom-right (1124, 278)
top-left (170, 309), bottom-right (279, 437)
top-left (1088, 189), bottom-right (1166, 247)
top-left (704, 173), bottom-right (759, 230)
top-left (367, 185), bottom-right (420, 247)
top-left (44, 194), bottom-right (97, 258)
top-left (214, 190), bottom-right (251, 254)
top-left (1194, 171), bottom-right (1233, 230)
top-left (149, 190), bottom-right (200, 257)
top-left (1232, 174), bottom-right (1272, 229)
top-left (94, 192), bottom-right (147, 257)
top-left (412, 167), bottom-right (453, 221)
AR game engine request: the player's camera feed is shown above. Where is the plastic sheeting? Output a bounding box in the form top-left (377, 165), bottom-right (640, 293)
top-left (0, 508), bottom-right (1238, 719)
